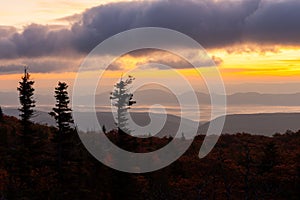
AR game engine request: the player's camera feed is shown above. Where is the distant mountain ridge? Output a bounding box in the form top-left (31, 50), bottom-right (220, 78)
top-left (180, 91), bottom-right (300, 106)
top-left (199, 113), bottom-right (300, 136)
top-left (3, 108), bottom-right (300, 137)
top-left (2, 108), bottom-right (199, 138)
top-left (3, 91), bottom-right (300, 106)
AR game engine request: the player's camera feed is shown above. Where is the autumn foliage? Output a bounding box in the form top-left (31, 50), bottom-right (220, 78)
top-left (0, 115), bottom-right (300, 199)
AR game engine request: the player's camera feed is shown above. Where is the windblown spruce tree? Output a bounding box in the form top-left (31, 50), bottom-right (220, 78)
top-left (110, 75), bottom-right (136, 135)
top-left (17, 67), bottom-right (36, 134)
top-left (110, 76), bottom-right (137, 200)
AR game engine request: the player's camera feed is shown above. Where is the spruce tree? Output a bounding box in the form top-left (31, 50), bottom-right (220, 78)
top-left (16, 67), bottom-right (35, 194)
top-left (110, 75), bottom-right (136, 135)
top-left (110, 76), bottom-right (137, 199)
top-left (49, 81), bottom-right (73, 191)
top-left (49, 82), bottom-right (74, 133)
top-left (102, 125), bottom-right (107, 134)
top-left (0, 106), bottom-right (3, 122)
top-left (17, 67), bottom-right (35, 134)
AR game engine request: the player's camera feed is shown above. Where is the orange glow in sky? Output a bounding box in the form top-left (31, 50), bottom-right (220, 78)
top-left (1, 0), bottom-right (300, 94)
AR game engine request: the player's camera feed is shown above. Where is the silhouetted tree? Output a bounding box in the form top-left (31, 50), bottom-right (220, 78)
top-left (16, 67), bottom-right (36, 196)
top-left (49, 82), bottom-right (73, 195)
top-left (49, 82), bottom-right (73, 133)
top-left (0, 106), bottom-right (3, 122)
top-left (110, 75), bottom-right (136, 135)
top-left (17, 67), bottom-right (35, 134)
top-left (109, 76), bottom-right (137, 199)
top-left (102, 124), bottom-right (107, 134)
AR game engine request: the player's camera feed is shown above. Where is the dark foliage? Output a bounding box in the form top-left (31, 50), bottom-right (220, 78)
top-left (17, 68), bottom-right (35, 134)
top-left (1, 115), bottom-right (300, 199)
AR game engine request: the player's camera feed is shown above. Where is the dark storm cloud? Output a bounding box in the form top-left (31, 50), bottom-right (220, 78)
top-left (0, 64), bottom-right (22, 73)
top-left (22, 59), bottom-right (78, 73)
top-left (5, 24), bottom-right (74, 59)
top-left (0, 0), bottom-right (300, 60)
top-left (0, 59), bottom-right (79, 74)
top-left (244, 0), bottom-right (300, 45)
top-left (70, 0), bottom-right (263, 52)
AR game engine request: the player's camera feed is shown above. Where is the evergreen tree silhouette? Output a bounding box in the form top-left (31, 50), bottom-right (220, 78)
top-left (110, 75), bottom-right (136, 135)
top-left (102, 124), bottom-right (107, 134)
top-left (49, 82), bottom-right (74, 133)
top-left (109, 76), bottom-right (137, 200)
top-left (0, 106), bottom-right (3, 122)
top-left (17, 67), bottom-right (35, 134)
top-left (49, 82), bottom-right (74, 195)
top-left (16, 67), bottom-right (35, 194)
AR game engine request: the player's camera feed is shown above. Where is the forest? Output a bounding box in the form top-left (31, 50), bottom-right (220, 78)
top-left (0, 70), bottom-right (300, 200)
top-left (0, 113), bottom-right (300, 199)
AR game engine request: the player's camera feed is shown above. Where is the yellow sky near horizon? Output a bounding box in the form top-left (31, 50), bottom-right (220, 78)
top-left (212, 47), bottom-right (300, 81)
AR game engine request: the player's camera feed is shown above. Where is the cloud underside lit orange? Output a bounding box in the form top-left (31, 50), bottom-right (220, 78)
top-left (100, 46), bottom-right (300, 81)
top-left (1, 45), bottom-right (300, 92)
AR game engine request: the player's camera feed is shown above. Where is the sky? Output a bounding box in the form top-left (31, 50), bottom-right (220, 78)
top-left (0, 0), bottom-right (300, 96)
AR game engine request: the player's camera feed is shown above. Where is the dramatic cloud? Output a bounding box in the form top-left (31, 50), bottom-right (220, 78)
top-left (0, 64), bottom-right (22, 73)
top-left (106, 49), bottom-right (216, 71)
top-left (0, 0), bottom-right (300, 72)
top-left (0, 57), bottom-right (81, 74)
top-left (244, 0), bottom-right (300, 45)
top-left (70, 0), bottom-right (263, 52)
top-left (6, 24), bottom-right (75, 59)
top-left (0, 26), bottom-right (17, 38)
